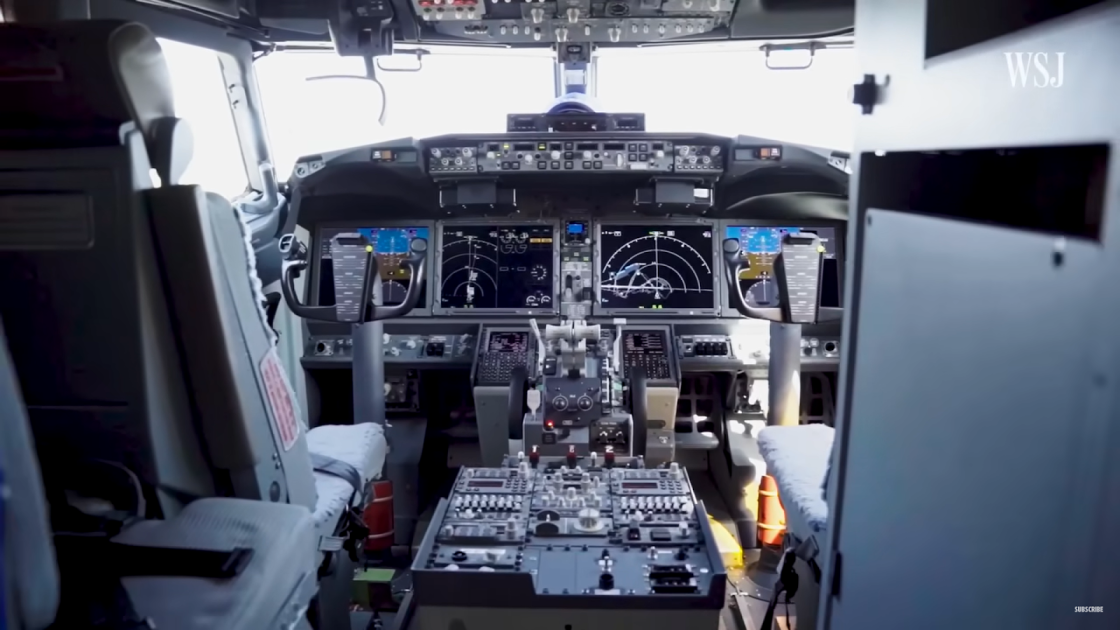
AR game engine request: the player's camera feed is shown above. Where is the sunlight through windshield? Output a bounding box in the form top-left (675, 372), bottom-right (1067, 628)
top-left (254, 44), bottom-right (854, 181)
top-left (596, 44), bottom-right (854, 149)
top-left (255, 47), bottom-right (556, 180)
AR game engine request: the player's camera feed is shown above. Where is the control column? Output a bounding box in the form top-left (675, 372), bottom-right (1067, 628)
top-left (279, 233), bottom-right (429, 424)
top-left (722, 234), bottom-right (841, 426)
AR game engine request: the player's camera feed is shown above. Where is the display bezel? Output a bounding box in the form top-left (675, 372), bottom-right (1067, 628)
top-left (311, 221), bottom-right (437, 318)
top-left (716, 219), bottom-right (845, 321)
top-left (593, 219), bottom-right (721, 317)
top-left (433, 219), bottom-right (560, 316)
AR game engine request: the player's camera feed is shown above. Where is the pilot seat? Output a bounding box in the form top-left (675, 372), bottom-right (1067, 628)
top-left (0, 20), bottom-right (384, 628)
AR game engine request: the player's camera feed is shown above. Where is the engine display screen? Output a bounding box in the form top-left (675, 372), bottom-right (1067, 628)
top-left (439, 225), bottom-right (554, 310)
top-left (318, 227), bottom-right (429, 315)
top-left (488, 332), bottom-right (529, 353)
top-left (724, 227), bottom-right (841, 309)
top-left (598, 224), bottom-right (715, 311)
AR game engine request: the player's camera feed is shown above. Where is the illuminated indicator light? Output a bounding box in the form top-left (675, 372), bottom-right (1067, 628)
top-left (818, 246), bottom-right (826, 253)
top-left (366, 245), bottom-right (373, 252)
top-left (545, 419), bottom-right (555, 430)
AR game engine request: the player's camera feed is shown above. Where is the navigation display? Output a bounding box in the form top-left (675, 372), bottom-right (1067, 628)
top-left (598, 224), bottom-right (715, 311)
top-left (318, 227), bottom-right (429, 314)
top-left (724, 226), bottom-right (841, 309)
top-left (438, 225), bottom-right (555, 310)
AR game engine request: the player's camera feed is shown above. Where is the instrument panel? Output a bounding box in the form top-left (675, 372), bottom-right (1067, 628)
top-left (310, 220), bottom-right (842, 318)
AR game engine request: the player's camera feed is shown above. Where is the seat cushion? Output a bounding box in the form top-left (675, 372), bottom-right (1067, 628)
top-left (306, 423), bottom-right (387, 529)
top-left (757, 425), bottom-right (834, 538)
top-left (113, 498), bottom-right (318, 630)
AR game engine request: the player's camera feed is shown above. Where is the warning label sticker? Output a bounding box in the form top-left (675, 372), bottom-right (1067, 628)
top-left (260, 348), bottom-right (301, 451)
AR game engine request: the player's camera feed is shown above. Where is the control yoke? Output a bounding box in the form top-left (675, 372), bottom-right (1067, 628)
top-left (721, 235), bottom-right (841, 324)
top-left (278, 233), bottom-right (428, 322)
top-left (277, 232), bottom-right (428, 426)
top-left (721, 234), bottom-right (842, 427)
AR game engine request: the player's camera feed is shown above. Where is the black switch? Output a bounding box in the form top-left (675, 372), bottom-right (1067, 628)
top-left (598, 573), bottom-right (615, 590)
top-left (582, 161), bottom-right (592, 169)
top-left (564, 161), bottom-right (573, 169)
top-left (551, 161), bottom-right (560, 169)
top-left (537, 161), bottom-right (547, 170)
top-left (593, 161), bottom-right (602, 169)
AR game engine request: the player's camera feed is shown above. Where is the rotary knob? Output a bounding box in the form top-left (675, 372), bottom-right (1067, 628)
top-left (577, 395), bottom-right (594, 411)
top-left (552, 396), bottom-right (569, 411)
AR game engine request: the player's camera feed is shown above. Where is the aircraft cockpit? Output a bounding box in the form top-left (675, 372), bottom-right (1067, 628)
top-left (266, 103), bottom-right (851, 629)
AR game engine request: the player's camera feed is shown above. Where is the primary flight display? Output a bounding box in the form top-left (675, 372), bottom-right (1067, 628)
top-left (598, 224), bottom-right (716, 311)
top-left (438, 225), bottom-right (555, 310)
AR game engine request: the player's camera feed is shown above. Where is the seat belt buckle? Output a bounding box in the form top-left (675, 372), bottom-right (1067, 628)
top-left (319, 536), bottom-right (346, 552)
top-left (342, 508), bottom-right (371, 562)
top-left (778, 549), bottom-right (800, 600)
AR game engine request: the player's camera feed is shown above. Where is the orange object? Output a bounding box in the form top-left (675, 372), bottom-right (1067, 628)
top-left (363, 480), bottom-right (395, 551)
top-left (756, 474), bottom-right (786, 547)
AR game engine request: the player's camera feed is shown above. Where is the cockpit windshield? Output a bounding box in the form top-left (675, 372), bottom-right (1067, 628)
top-left (253, 42), bottom-right (854, 181)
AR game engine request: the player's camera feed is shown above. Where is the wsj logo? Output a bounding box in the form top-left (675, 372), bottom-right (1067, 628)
top-left (1004, 52), bottom-right (1066, 88)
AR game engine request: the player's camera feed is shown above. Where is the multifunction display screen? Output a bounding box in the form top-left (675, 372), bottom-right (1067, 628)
top-left (599, 225), bottom-right (716, 311)
top-left (318, 227), bottom-right (429, 316)
top-left (488, 332), bottom-right (529, 353)
top-left (439, 225), bottom-right (554, 310)
top-left (724, 226), bottom-right (841, 309)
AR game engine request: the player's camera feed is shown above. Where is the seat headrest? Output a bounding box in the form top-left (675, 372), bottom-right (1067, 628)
top-left (0, 20), bottom-right (175, 149)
